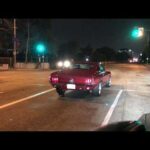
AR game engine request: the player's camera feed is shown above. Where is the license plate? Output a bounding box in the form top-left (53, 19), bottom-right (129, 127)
top-left (67, 84), bottom-right (76, 89)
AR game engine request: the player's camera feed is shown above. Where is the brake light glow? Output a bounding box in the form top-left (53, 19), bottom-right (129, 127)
top-left (85, 79), bottom-right (92, 84)
top-left (52, 77), bottom-right (58, 81)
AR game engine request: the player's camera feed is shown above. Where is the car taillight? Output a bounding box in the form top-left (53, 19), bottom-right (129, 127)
top-left (51, 77), bottom-right (59, 82)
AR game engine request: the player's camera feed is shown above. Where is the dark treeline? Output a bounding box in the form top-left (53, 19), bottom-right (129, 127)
top-left (56, 42), bottom-right (131, 62)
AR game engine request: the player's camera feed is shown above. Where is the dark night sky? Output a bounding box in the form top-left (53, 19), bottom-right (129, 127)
top-left (51, 19), bottom-right (150, 56)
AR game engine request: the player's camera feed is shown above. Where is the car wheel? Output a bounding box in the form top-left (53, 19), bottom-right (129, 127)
top-left (93, 82), bottom-right (102, 96)
top-left (106, 77), bottom-right (111, 87)
top-left (56, 87), bottom-right (65, 97)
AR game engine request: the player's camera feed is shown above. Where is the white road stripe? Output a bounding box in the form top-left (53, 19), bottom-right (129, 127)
top-left (101, 89), bottom-right (123, 127)
top-left (0, 88), bottom-right (55, 109)
top-left (104, 88), bottom-right (150, 94)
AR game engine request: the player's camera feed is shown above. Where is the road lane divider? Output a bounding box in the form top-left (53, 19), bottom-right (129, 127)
top-left (0, 88), bottom-right (55, 109)
top-left (104, 88), bottom-right (150, 94)
top-left (101, 89), bottom-right (123, 127)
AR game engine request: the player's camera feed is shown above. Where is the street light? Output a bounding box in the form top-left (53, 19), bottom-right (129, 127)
top-left (36, 43), bottom-right (45, 54)
top-left (0, 19), bottom-right (17, 68)
top-left (146, 57), bottom-right (149, 64)
top-left (128, 49), bottom-right (133, 58)
top-left (36, 43), bottom-right (46, 69)
top-left (128, 49), bottom-right (132, 52)
top-left (131, 27), bottom-right (144, 38)
top-left (131, 27), bottom-right (150, 46)
top-left (131, 27), bottom-right (150, 64)
top-left (85, 58), bottom-right (89, 62)
top-left (138, 28), bottom-right (144, 37)
top-left (13, 19), bottom-right (17, 68)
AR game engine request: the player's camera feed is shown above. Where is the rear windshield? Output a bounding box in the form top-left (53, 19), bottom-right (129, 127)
top-left (71, 64), bottom-right (93, 70)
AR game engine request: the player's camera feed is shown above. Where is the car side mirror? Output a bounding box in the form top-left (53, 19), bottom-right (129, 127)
top-left (99, 71), bottom-right (105, 75)
top-left (138, 113), bottom-right (150, 131)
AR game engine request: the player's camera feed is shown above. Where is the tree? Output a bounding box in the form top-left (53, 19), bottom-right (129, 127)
top-left (116, 51), bottom-right (130, 62)
top-left (0, 19), bottom-right (13, 54)
top-left (58, 41), bottom-right (80, 59)
top-left (143, 46), bottom-right (150, 57)
top-left (92, 47), bottom-right (116, 62)
top-left (82, 44), bottom-right (94, 56)
top-left (141, 46), bottom-right (150, 63)
top-left (16, 19), bottom-right (53, 62)
top-left (75, 44), bottom-right (94, 61)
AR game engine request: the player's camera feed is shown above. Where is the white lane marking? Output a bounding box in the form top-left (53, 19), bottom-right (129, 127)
top-left (101, 89), bottom-right (123, 127)
top-left (0, 88), bottom-right (55, 109)
top-left (104, 88), bottom-right (150, 94)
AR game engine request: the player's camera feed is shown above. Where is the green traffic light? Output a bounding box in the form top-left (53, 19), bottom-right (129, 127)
top-left (36, 43), bottom-right (45, 53)
top-left (131, 28), bottom-right (140, 38)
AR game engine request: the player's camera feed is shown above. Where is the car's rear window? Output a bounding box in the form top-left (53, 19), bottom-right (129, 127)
top-left (71, 64), bottom-right (94, 70)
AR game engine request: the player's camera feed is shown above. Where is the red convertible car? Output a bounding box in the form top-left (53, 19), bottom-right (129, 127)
top-left (49, 62), bottom-right (111, 97)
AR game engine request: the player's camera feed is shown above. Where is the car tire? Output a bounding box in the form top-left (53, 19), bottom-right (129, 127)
top-left (93, 82), bottom-right (102, 96)
top-left (56, 87), bottom-right (65, 97)
top-left (106, 77), bottom-right (111, 87)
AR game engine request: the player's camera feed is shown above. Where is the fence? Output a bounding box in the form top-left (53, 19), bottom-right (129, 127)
top-left (0, 57), bottom-right (13, 67)
top-left (15, 62), bottom-right (50, 69)
top-left (0, 64), bottom-right (9, 70)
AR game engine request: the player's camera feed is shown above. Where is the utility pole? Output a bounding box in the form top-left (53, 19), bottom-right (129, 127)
top-left (13, 19), bottom-right (16, 68)
top-left (147, 31), bottom-right (150, 47)
top-left (42, 54), bottom-right (45, 70)
top-left (25, 20), bottom-right (30, 63)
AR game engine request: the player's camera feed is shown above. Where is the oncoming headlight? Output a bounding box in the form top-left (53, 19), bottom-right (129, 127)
top-left (57, 61), bottom-right (63, 67)
top-left (64, 60), bottom-right (71, 68)
top-left (85, 58), bottom-right (89, 62)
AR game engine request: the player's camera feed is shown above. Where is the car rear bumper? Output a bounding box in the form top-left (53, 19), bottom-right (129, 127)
top-left (51, 82), bottom-right (96, 91)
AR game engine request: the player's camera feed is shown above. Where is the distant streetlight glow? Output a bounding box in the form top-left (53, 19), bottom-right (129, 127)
top-left (133, 57), bottom-right (138, 62)
top-left (85, 56), bottom-right (90, 62)
top-left (146, 57), bottom-right (149, 64)
top-left (128, 49), bottom-right (132, 52)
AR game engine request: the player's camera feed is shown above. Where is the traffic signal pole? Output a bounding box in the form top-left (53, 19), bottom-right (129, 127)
top-left (13, 19), bottom-right (17, 68)
top-left (147, 31), bottom-right (150, 47)
top-left (143, 29), bottom-right (150, 46)
top-left (25, 21), bottom-right (30, 63)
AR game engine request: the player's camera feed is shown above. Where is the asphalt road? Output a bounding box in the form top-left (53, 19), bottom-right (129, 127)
top-left (0, 64), bottom-right (150, 131)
